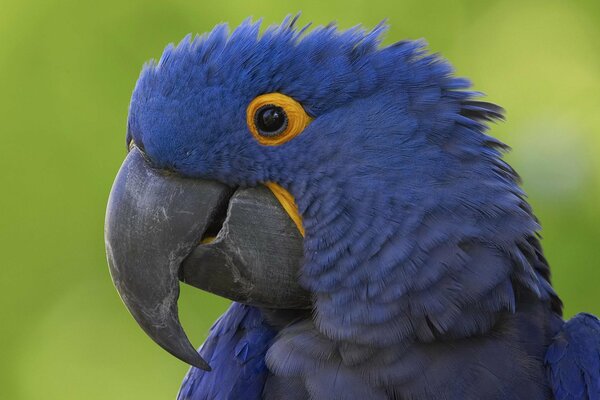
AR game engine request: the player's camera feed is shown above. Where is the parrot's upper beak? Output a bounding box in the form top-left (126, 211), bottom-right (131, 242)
top-left (104, 148), bottom-right (309, 371)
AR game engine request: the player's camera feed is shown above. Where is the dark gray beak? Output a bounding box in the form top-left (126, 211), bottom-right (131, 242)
top-left (105, 148), bottom-right (308, 370)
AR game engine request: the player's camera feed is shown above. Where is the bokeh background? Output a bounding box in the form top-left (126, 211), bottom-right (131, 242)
top-left (1, 0), bottom-right (599, 398)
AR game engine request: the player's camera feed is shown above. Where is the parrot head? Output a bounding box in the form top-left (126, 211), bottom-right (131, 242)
top-left (106, 17), bottom-right (549, 371)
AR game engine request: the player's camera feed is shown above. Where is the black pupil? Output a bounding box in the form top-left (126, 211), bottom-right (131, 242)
top-left (256, 105), bottom-right (287, 136)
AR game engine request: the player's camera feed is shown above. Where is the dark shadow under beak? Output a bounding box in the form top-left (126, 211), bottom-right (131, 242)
top-left (105, 148), bottom-right (308, 370)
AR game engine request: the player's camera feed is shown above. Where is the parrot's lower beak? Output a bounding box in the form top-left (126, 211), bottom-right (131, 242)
top-left (104, 148), bottom-right (309, 371)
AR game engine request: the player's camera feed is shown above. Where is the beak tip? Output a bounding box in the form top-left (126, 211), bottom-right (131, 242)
top-left (200, 364), bottom-right (212, 372)
top-left (191, 356), bottom-right (212, 371)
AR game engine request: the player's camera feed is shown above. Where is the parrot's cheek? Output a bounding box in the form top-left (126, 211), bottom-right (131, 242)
top-left (105, 147), bottom-right (309, 370)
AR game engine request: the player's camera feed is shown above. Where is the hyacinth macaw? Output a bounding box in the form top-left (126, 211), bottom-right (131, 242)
top-left (105, 17), bottom-right (600, 400)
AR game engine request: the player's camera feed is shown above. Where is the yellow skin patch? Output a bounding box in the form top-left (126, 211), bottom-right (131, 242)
top-left (265, 182), bottom-right (305, 237)
top-left (201, 236), bottom-right (216, 244)
top-left (246, 93), bottom-right (312, 146)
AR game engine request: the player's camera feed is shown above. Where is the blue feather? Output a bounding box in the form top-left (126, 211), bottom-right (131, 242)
top-left (177, 303), bottom-right (275, 400)
top-left (546, 313), bottom-right (600, 400)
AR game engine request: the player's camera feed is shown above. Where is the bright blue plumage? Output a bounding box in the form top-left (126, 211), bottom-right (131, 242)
top-left (177, 303), bottom-right (275, 400)
top-left (126, 16), bottom-right (600, 400)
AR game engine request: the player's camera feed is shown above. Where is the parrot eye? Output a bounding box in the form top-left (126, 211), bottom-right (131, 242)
top-left (255, 105), bottom-right (288, 137)
top-left (247, 93), bottom-right (312, 146)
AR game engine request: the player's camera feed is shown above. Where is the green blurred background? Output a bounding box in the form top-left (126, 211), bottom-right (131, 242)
top-left (1, 0), bottom-right (599, 398)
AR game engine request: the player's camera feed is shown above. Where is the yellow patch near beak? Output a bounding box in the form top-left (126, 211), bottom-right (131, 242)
top-left (265, 182), bottom-right (305, 237)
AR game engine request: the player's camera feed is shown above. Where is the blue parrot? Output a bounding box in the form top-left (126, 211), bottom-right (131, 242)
top-left (104, 17), bottom-right (600, 399)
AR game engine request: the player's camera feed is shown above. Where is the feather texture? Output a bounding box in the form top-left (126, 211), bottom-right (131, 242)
top-left (178, 303), bottom-right (275, 400)
top-left (124, 17), bottom-right (599, 399)
top-left (546, 313), bottom-right (600, 400)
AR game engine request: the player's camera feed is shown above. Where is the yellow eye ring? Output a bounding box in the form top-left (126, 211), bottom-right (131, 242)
top-left (246, 93), bottom-right (312, 146)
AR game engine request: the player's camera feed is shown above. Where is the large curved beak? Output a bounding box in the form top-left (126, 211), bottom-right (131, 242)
top-left (105, 148), bottom-right (308, 370)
